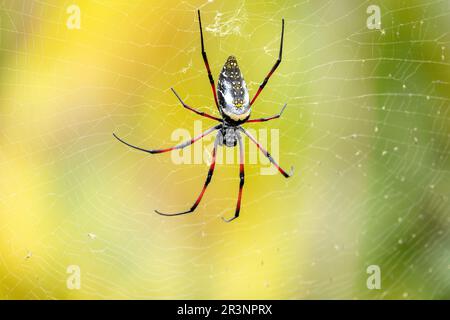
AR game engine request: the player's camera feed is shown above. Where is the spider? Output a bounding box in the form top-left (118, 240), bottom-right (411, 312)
top-left (113, 10), bottom-right (293, 222)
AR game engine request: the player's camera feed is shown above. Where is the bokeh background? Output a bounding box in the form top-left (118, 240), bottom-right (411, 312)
top-left (0, 0), bottom-right (449, 299)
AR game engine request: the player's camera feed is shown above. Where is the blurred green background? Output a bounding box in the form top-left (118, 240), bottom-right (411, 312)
top-left (0, 0), bottom-right (449, 299)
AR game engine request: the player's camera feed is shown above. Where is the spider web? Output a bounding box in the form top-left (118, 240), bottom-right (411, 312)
top-left (0, 0), bottom-right (449, 299)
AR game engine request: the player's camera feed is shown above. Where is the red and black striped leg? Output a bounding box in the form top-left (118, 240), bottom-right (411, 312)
top-left (155, 133), bottom-right (220, 216)
top-left (250, 18), bottom-right (284, 106)
top-left (198, 10), bottom-right (219, 110)
top-left (171, 88), bottom-right (222, 122)
top-left (113, 124), bottom-right (221, 155)
top-left (247, 103), bottom-right (287, 123)
top-left (239, 127), bottom-right (293, 178)
top-left (222, 135), bottom-right (245, 223)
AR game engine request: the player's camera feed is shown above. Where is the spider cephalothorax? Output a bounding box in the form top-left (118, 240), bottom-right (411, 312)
top-left (113, 10), bottom-right (293, 222)
top-left (219, 125), bottom-right (239, 147)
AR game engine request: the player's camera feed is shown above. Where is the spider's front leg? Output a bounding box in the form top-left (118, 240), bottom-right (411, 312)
top-left (155, 132), bottom-right (221, 216)
top-left (222, 134), bottom-right (245, 223)
top-left (239, 127), bottom-right (293, 178)
top-left (113, 124), bottom-right (220, 154)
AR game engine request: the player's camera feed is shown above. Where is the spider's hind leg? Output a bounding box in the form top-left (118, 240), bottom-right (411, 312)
top-left (197, 10), bottom-right (220, 110)
top-left (171, 88), bottom-right (222, 122)
top-left (247, 103), bottom-right (287, 123)
top-left (250, 18), bottom-right (285, 106)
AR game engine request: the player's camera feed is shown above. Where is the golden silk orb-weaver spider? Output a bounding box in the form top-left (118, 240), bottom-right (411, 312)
top-left (113, 10), bottom-right (293, 222)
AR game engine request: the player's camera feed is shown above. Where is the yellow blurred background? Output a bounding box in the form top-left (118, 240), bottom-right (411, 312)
top-left (0, 0), bottom-right (449, 299)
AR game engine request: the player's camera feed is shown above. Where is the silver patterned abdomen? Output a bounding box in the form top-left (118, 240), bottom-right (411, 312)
top-left (217, 56), bottom-right (251, 125)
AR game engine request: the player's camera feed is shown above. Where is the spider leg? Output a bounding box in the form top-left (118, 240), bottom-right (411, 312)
top-left (155, 133), bottom-right (220, 216)
top-left (250, 18), bottom-right (284, 106)
top-left (222, 134), bottom-right (245, 223)
top-left (198, 10), bottom-right (220, 110)
top-left (113, 124), bottom-right (221, 154)
top-left (247, 103), bottom-right (287, 123)
top-left (239, 127), bottom-right (293, 178)
top-left (171, 88), bottom-right (222, 122)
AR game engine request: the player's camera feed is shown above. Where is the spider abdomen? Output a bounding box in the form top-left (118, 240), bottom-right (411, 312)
top-left (217, 56), bottom-right (251, 125)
